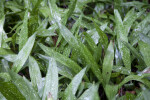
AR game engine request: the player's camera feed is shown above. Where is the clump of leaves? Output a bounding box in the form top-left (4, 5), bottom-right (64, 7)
top-left (0, 0), bottom-right (150, 100)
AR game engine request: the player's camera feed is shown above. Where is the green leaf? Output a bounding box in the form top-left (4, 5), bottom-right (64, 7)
top-left (9, 70), bottom-right (40, 100)
top-left (0, 0), bottom-right (4, 18)
top-left (24, 0), bottom-right (30, 9)
top-left (0, 15), bottom-right (9, 49)
top-left (121, 1), bottom-right (147, 9)
top-left (0, 72), bottom-right (11, 82)
top-left (48, 0), bottom-right (61, 22)
top-left (2, 54), bottom-right (17, 62)
top-left (0, 82), bottom-right (26, 100)
top-left (42, 58), bottom-right (58, 100)
top-left (113, 66), bottom-right (132, 75)
top-left (37, 54), bottom-right (74, 79)
top-left (114, 9), bottom-right (131, 70)
top-left (135, 85), bottom-right (150, 100)
top-left (2, 1), bottom-right (150, 99)
top-left (64, 68), bottom-right (87, 100)
top-left (32, 0), bottom-right (42, 14)
top-left (19, 10), bottom-right (28, 50)
top-left (56, 21), bottom-right (78, 46)
top-left (115, 47), bottom-right (123, 66)
top-left (12, 33), bottom-right (36, 73)
top-left (114, 0), bottom-right (124, 16)
top-left (1, 59), bottom-right (9, 72)
top-left (0, 0), bottom-right (4, 47)
top-left (5, 1), bottom-right (23, 13)
top-left (38, 43), bottom-right (82, 75)
top-left (62, 0), bottom-right (77, 25)
top-left (118, 74), bottom-right (150, 89)
top-left (57, 62), bottom-right (74, 79)
top-left (83, 32), bottom-right (97, 54)
top-left (71, 15), bottom-right (82, 34)
top-left (123, 8), bottom-right (144, 36)
top-left (39, 6), bottom-right (50, 18)
top-left (138, 41), bottom-right (150, 67)
top-left (56, 21), bottom-right (102, 82)
top-left (102, 41), bottom-right (114, 85)
top-left (94, 43), bottom-right (102, 63)
top-left (131, 13), bottom-right (150, 45)
top-left (139, 33), bottom-right (150, 45)
top-left (30, 0), bottom-right (38, 7)
top-left (63, 45), bottom-right (71, 57)
top-left (29, 56), bottom-right (43, 92)
top-left (94, 23), bottom-right (108, 50)
top-left (0, 48), bottom-right (14, 56)
top-left (105, 85), bottom-right (118, 100)
top-left (78, 84), bottom-right (100, 100)
top-left (83, 31), bottom-right (102, 62)
top-left (36, 19), bottom-right (56, 37)
top-left (118, 92), bottom-right (136, 100)
top-left (125, 92), bottom-right (136, 100)
top-left (122, 41), bottom-right (145, 64)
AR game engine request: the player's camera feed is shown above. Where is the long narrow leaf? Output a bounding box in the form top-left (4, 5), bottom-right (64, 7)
top-left (105, 85), bottom-right (118, 100)
top-left (102, 41), bottom-right (114, 85)
top-left (19, 10), bottom-right (28, 50)
top-left (139, 33), bottom-right (150, 45)
top-left (62, 0), bottom-right (77, 24)
top-left (0, 82), bottom-right (26, 100)
top-left (29, 56), bottom-right (43, 92)
top-left (48, 0), bottom-right (61, 22)
top-left (38, 43), bottom-right (82, 74)
top-left (12, 34), bottom-right (36, 73)
top-left (56, 21), bottom-right (102, 82)
top-left (114, 9), bottom-right (131, 70)
top-left (37, 54), bottom-right (74, 79)
top-left (138, 41), bottom-right (150, 67)
top-left (122, 41), bottom-right (145, 64)
top-left (78, 84), bottom-right (100, 100)
top-left (0, 16), bottom-right (9, 49)
top-left (123, 8), bottom-right (144, 36)
top-left (64, 67), bottom-right (87, 100)
top-left (118, 74), bottom-right (150, 89)
top-left (0, 48), bottom-right (13, 56)
top-left (42, 58), bottom-right (58, 100)
top-left (9, 70), bottom-right (40, 100)
top-left (94, 23), bottom-right (108, 50)
top-left (0, 0), bottom-right (4, 48)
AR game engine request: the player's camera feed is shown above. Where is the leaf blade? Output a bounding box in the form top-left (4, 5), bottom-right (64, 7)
top-left (102, 41), bottom-right (114, 85)
top-left (64, 68), bottom-right (87, 100)
top-left (29, 56), bottom-right (43, 92)
top-left (19, 10), bottom-right (28, 50)
top-left (42, 58), bottom-right (58, 100)
top-left (12, 34), bottom-right (36, 73)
